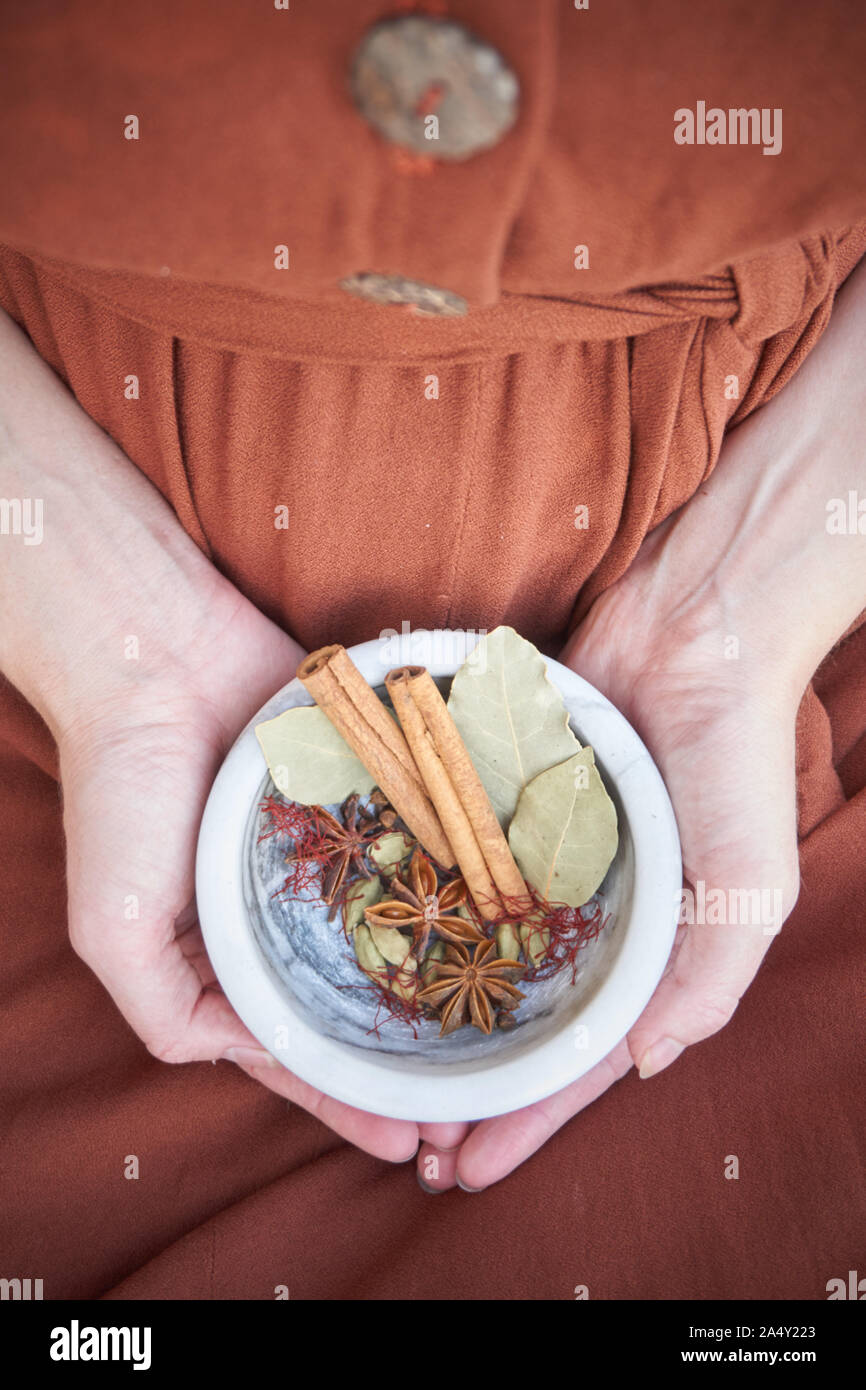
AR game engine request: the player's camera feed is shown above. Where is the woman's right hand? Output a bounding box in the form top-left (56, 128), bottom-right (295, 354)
top-left (57, 581), bottom-right (421, 1162)
top-left (0, 306), bottom-right (420, 1163)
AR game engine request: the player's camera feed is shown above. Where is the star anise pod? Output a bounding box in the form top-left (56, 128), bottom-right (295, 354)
top-left (364, 847), bottom-right (483, 954)
top-left (287, 793), bottom-right (388, 920)
top-left (417, 938), bottom-right (526, 1036)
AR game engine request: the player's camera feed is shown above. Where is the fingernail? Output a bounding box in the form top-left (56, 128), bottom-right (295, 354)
top-left (417, 1174), bottom-right (446, 1195)
top-left (224, 1045), bottom-right (278, 1069)
top-left (456, 1176), bottom-right (485, 1193)
top-left (638, 1036), bottom-right (685, 1079)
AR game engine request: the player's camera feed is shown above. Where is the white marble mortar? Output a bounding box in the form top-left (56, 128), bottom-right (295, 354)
top-left (195, 629), bottom-right (681, 1121)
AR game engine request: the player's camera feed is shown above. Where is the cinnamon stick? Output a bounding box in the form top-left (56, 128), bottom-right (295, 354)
top-left (402, 665), bottom-right (531, 909)
top-left (386, 668), bottom-right (503, 921)
top-left (297, 646), bottom-right (456, 868)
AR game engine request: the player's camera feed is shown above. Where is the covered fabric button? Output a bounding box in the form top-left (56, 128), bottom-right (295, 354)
top-left (350, 15), bottom-right (519, 161)
top-left (339, 271), bottom-right (468, 316)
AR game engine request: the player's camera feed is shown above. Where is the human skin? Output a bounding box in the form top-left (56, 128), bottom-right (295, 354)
top-left (0, 307), bottom-right (414, 1163)
top-left (419, 259), bottom-right (866, 1190)
top-left (1, 259), bottom-right (865, 1184)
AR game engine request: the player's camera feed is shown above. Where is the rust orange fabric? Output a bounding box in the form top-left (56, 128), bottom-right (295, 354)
top-left (0, 0), bottom-right (864, 1298)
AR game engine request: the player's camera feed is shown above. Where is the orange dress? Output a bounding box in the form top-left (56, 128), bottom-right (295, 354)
top-left (1, 0), bottom-right (864, 1297)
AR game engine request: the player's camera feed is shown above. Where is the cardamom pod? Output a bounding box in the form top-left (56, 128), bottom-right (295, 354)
top-left (343, 877), bottom-right (384, 934)
top-left (420, 938), bottom-right (446, 985)
top-left (496, 921), bottom-right (522, 960)
top-left (368, 830), bottom-right (415, 877)
top-left (390, 953), bottom-right (418, 1002)
top-left (355, 921), bottom-right (419, 1000)
top-left (368, 922), bottom-right (413, 967)
top-left (520, 911), bottom-right (550, 967)
top-left (353, 923), bottom-right (387, 979)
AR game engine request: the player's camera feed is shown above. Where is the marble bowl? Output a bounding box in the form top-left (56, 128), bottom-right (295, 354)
top-left (195, 629), bottom-right (681, 1122)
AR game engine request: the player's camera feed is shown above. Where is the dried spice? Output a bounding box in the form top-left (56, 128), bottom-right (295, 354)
top-left (343, 876), bottom-right (384, 935)
top-left (446, 626), bottom-right (581, 826)
top-left (508, 748), bottom-right (618, 907)
top-left (364, 848), bottom-right (483, 954)
top-left (255, 625), bottom-right (620, 1040)
top-left (263, 791), bottom-right (608, 1035)
top-left (260, 797), bottom-right (343, 902)
top-left (296, 645), bottom-right (455, 867)
top-left (353, 923), bottom-right (387, 981)
top-left (417, 938), bottom-right (526, 1036)
top-left (386, 664), bottom-right (527, 919)
top-left (365, 922), bottom-right (418, 1000)
top-left (419, 939), bottom-right (446, 988)
top-left (523, 896), bottom-right (608, 984)
top-left (255, 704), bottom-right (376, 803)
top-left (495, 921), bottom-right (522, 961)
top-left (368, 787), bottom-right (398, 828)
top-left (368, 830), bottom-right (414, 876)
top-left (270, 793), bottom-right (396, 920)
top-left (476, 883), bottom-right (607, 983)
top-left (520, 920), bottom-right (551, 967)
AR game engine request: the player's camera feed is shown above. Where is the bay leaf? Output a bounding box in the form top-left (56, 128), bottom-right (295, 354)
top-left (343, 877), bottom-right (383, 935)
top-left (368, 831), bottom-right (414, 877)
top-left (447, 625), bottom-right (580, 827)
top-left (508, 748), bottom-right (618, 908)
top-left (255, 705), bottom-right (375, 803)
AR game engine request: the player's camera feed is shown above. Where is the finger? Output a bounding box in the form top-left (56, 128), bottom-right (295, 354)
top-left (417, 1121), bottom-right (473, 1151)
top-left (227, 1050), bottom-right (419, 1163)
top-left (70, 883), bottom-right (259, 1063)
top-left (64, 727), bottom-right (420, 1165)
top-left (454, 1039), bottom-right (633, 1190)
top-left (628, 909), bottom-right (789, 1079)
top-left (63, 724), bottom-right (258, 1062)
top-left (415, 1122), bottom-right (475, 1191)
top-left (176, 916), bottom-right (220, 989)
top-left (78, 875), bottom-right (419, 1167)
top-left (416, 1142), bottom-right (461, 1193)
top-left (627, 702), bottom-right (800, 1076)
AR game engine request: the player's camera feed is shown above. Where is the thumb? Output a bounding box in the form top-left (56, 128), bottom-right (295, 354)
top-left (629, 870), bottom-right (799, 1079)
top-left (62, 718), bottom-right (258, 1062)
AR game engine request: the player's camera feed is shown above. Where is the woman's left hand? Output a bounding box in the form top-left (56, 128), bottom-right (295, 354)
top-left (415, 524), bottom-right (804, 1190)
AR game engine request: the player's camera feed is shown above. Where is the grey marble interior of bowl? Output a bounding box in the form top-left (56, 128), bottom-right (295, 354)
top-left (244, 680), bottom-right (633, 1062)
